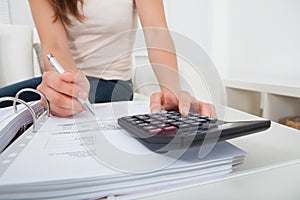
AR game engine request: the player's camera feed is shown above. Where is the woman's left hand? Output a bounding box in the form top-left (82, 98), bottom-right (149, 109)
top-left (150, 90), bottom-right (216, 117)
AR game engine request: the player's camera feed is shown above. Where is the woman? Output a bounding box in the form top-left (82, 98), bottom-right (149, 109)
top-left (1, 0), bottom-right (215, 117)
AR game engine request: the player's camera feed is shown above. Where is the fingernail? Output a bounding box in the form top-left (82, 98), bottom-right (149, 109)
top-left (182, 105), bottom-right (189, 115)
top-left (79, 91), bottom-right (87, 99)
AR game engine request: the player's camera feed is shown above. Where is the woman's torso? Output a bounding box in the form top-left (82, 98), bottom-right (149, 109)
top-left (65, 0), bottom-right (138, 80)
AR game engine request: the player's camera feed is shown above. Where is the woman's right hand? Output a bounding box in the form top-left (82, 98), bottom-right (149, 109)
top-left (37, 70), bottom-right (90, 117)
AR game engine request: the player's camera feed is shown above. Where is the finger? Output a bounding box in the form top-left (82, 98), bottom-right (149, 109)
top-left (209, 105), bottom-right (217, 118)
top-left (199, 102), bottom-right (217, 118)
top-left (190, 97), bottom-right (200, 113)
top-left (178, 91), bottom-right (191, 115)
top-left (150, 92), bottom-right (162, 113)
top-left (43, 71), bottom-right (88, 100)
top-left (39, 97), bottom-right (78, 117)
top-left (38, 82), bottom-right (83, 111)
top-left (48, 103), bottom-right (82, 117)
top-left (39, 98), bottom-right (46, 108)
top-left (54, 80), bottom-right (88, 100)
top-left (37, 83), bottom-right (83, 115)
top-left (160, 90), bottom-right (178, 111)
top-left (61, 70), bottom-right (89, 89)
top-left (61, 70), bottom-right (90, 99)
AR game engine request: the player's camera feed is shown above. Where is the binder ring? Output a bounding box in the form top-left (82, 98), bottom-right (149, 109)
top-left (0, 97), bottom-right (38, 132)
top-left (13, 88), bottom-right (50, 117)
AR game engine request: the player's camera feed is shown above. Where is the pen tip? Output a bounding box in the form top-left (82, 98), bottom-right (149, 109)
top-left (85, 103), bottom-right (96, 116)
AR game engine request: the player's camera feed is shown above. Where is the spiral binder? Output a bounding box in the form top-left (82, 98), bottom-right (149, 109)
top-left (0, 88), bottom-right (50, 153)
top-left (14, 88), bottom-right (50, 120)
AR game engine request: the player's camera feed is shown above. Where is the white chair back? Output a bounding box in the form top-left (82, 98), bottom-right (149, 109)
top-left (0, 24), bottom-right (34, 87)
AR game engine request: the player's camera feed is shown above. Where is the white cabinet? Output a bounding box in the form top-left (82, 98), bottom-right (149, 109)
top-left (224, 79), bottom-right (300, 123)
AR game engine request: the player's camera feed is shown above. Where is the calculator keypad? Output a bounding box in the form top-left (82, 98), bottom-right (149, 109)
top-left (121, 111), bottom-right (218, 137)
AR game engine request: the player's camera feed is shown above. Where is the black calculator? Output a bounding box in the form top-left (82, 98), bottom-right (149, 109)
top-left (118, 111), bottom-right (271, 151)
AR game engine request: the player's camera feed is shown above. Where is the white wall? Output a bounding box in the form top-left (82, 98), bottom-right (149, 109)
top-left (9, 0), bottom-right (34, 27)
top-left (166, 0), bottom-right (300, 84)
top-left (164, 0), bottom-right (211, 52)
top-left (209, 0), bottom-right (231, 78)
top-left (210, 0), bottom-right (300, 83)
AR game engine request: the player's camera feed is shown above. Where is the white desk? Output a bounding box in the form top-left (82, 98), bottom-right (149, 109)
top-left (1, 105), bottom-right (299, 199)
top-left (124, 163), bottom-right (300, 200)
top-left (117, 107), bottom-right (300, 200)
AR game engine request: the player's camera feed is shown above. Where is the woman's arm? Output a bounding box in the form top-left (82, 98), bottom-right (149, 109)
top-left (135, 0), bottom-right (179, 92)
top-left (135, 0), bottom-right (215, 117)
top-left (29, 0), bottom-right (76, 71)
top-left (29, 0), bottom-right (89, 117)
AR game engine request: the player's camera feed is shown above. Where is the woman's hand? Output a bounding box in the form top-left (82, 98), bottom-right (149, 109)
top-left (150, 90), bottom-right (216, 117)
top-left (37, 70), bottom-right (90, 117)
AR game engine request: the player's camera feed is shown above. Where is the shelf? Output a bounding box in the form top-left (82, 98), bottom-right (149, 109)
top-left (224, 79), bottom-right (300, 124)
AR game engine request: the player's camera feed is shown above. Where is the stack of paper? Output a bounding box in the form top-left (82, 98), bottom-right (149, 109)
top-left (0, 101), bottom-right (246, 199)
top-left (0, 101), bottom-right (44, 152)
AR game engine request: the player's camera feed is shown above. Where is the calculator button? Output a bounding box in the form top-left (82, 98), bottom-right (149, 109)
top-left (162, 126), bottom-right (177, 132)
top-left (207, 118), bottom-right (217, 123)
top-left (134, 115), bottom-right (149, 120)
top-left (155, 117), bottom-right (168, 121)
top-left (168, 115), bottom-right (180, 120)
top-left (190, 122), bottom-right (203, 128)
top-left (137, 123), bottom-right (150, 127)
top-left (184, 120), bottom-right (196, 124)
top-left (122, 116), bottom-right (134, 120)
top-left (188, 113), bottom-right (200, 117)
top-left (160, 112), bottom-right (171, 117)
top-left (170, 121), bottom-right (183, 127)
top-left (149, 121), bottom-right (161, 124)
top-left (193, 118), bottom-right (208, 123)
top-left (143, 118), bottom-right (156, 123)
top-left (165, 119), bottom-right (176, 123)
top-left (130, 120), bottom-right (144, 125)
top-left (188, 116), bottom-right (200, 120)
top-left (146, 113), bottom-right (161, 118)
top-left (150, 121), bottom-right (166, 126)
top-left (167, 111), bottom-right (180, 115)
top-left (148, 128), bottom-right (162, 135)
top-left (154, 123), bottom-right (169, 128)
top-left (178, 124), bottom-right (193, 130)
top-left (199, 116), bottom-right (209, 119)
top-left (178, 117), bottom-right (189, 121)
top-left (124, 117), bottom-right (138, 121)
top-left (142, 125), bottom-right (157, 131)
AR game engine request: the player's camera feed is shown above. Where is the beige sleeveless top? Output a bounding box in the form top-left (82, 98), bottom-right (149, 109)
top-left (64, 0), bottom-right (138, 80)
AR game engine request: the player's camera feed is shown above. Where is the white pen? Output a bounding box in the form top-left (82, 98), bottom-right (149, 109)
top-left (47, 54), bottom-right (96, 116)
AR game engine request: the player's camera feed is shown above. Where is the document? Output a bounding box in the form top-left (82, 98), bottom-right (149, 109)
top-left (0, 101), bottom-right (44, 152)
top-left (0, 101), bottom-right (246, 199)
